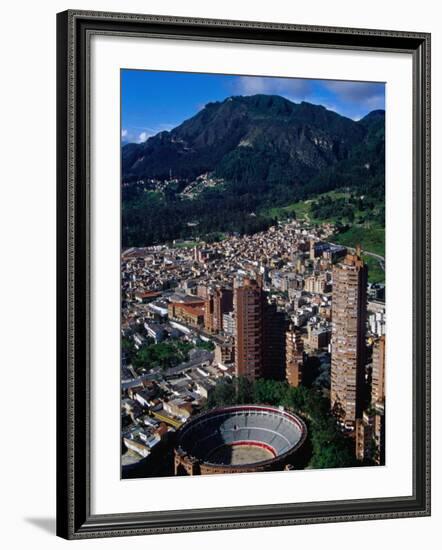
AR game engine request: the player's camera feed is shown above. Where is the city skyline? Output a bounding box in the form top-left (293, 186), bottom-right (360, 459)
top-left (121, 220), bottom-right (386, 477)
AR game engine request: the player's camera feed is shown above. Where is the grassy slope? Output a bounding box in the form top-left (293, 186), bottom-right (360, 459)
top-left (173, 240), bottom-right (198, 249)
top-left (332, 224), bottom-right (384, 257)
top-left (267, 190), bottom-right (358, 223)
top-left (362, 255), bottom-right (385, 284)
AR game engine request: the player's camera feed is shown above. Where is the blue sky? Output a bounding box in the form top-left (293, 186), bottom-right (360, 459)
top-left (121, 69), bottom-right (385, 144)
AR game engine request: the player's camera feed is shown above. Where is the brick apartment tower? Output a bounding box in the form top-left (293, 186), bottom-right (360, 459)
top-left (356, 409), bottom-right (385, 464)
top-left (204, 292), bottom-right (215, 333)
top-left (371, 335), bottom-right (385, 407)
top-left (234, 278), bottom-right (286, 380)
top-left (205, 287), bottom-right (233, 334)
top-left (331, 246), bottom-right (368, 429)
top-left (286, 325), bottom-right (304, 387)
top-left (234, 278), bottom-right (264, 380)
top-left (214, 287), bottom-right (233, 332)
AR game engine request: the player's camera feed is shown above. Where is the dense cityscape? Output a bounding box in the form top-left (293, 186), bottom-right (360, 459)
top-left (120, 74), bottom-right (386, 478)
top-left (121, 215), bottom-right (386, 478)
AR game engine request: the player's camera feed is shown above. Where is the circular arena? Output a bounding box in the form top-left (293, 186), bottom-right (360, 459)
top-left (174, 405), bottom-right (307, 475)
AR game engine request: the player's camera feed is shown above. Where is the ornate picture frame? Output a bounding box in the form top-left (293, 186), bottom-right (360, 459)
top-left (56, 10), bottom-right (430, 539)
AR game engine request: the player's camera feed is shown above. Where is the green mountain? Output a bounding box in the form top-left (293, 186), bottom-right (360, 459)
top-left (123, 94), bottom-right (379, 182)
top-left (122, 95), bottom-right (384, 247)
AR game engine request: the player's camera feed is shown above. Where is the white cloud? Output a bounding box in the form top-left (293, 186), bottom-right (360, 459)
top-left (231, 76), bottom-right (385, 119)
top-left (236, 76), bottom-right (269, 95)
top-left (234, 76), bottom-right (313, 100)
top-left (137, 131), bottom-right (150, 143)
top-left (322, 81), bottom-right (385, 108)
top-left (121, 124), bottom-right (175, 144)
top-left (157, 123), bottom-right (175, 131)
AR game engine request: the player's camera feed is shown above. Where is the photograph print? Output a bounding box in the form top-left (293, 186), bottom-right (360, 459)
top-left (120, 70), bottom-right (386, 479)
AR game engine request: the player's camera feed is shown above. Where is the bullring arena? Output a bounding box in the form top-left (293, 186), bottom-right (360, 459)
top-left (174, 404), bottom-right (307, 475)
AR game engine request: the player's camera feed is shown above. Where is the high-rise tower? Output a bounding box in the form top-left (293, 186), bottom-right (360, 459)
top-left (234, 278), bottom-right (286, 380)
top-left (205, 287), bottom-right (233, 334)
top-left (234, 278), bottom-right (264, 379)
top-left (262, 302), bottom-right (286, 380)
top-left (330, 247), bottom-right (368, 429)
top-left (371, 335), bottom-right (385, 407)
top-left (286, 325), bottom-right (304, 387)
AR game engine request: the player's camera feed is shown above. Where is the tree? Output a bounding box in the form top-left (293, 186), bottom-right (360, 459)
top-left (196, 339), bottom-right (215, 351)
top-left (235, 377), bottom-right (254, 404)
top-left (132, 339), bottom-right (193, 371)
top-left (121, 336), bottom-right (136, 363)
top-left (207, 379), bottom-right (236, 408)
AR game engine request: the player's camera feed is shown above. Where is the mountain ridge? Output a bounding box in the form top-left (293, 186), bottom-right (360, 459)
top-left (121, 94), bottom-right (385, 247)
top-left (122, 94), bottom-right (384, 187)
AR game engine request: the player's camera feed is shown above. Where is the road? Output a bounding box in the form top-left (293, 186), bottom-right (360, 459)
top-left (329, 242), bottom-right (385, 273)
top-left (163, 349), bottom-right (214, 377)
top-left (122, 349), bottom-right (214, 388)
